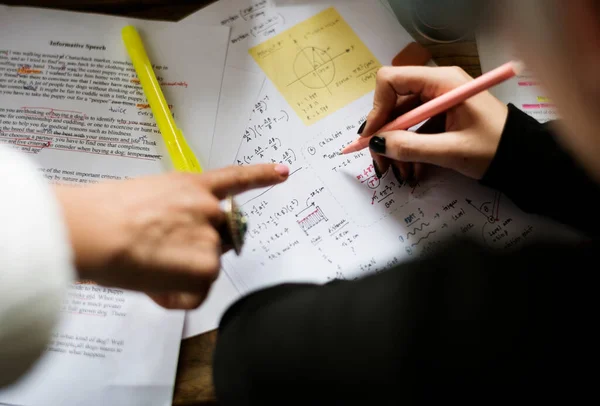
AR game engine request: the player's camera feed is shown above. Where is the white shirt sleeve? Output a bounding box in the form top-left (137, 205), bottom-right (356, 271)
top-left (0, 146), bottom-right (75, 387)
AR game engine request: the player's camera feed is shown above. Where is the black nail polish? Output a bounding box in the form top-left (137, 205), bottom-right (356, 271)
top-left (357, 120), bottom-right (367, 134)
top-left (391, 164), bottom-right (404, 185)
top-left (408, 176), bottom-right (419, 188)
top-left (405, 165), bottom-right (415, 187)
top-left (373, 159), bottom-right (382, 178)
top-left (369, 136), bottom-right (386, 154)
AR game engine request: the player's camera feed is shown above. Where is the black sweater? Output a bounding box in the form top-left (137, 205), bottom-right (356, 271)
top-left (213, 105), bottom-right (600, 405)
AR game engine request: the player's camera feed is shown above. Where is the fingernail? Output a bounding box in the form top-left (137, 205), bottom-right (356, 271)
top-left (372, 159), bottom-right (382, 178)
top-left (179, 292), bottom-right (203, 309)
top-left (369, 136), bottom-right (386, 154)
top-left (357, 120), bottom-right (367, 134)
top-left (391, 164), bottom-right (404, 185)
top-left (274, 164), bottom-right (289, 176)
top-left (406, 167), bottom-right (417, 186)
top-left (405, 165), bottom-right (415, 185)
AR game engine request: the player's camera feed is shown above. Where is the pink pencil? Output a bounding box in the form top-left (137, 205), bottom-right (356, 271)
top-left (342, 61), bottom-right (523, 154)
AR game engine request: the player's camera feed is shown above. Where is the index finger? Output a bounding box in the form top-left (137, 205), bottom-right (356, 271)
top-left (201, 163), bottom-right (289, 199)
top-left (343, 66), bottom-right (470, 154)
top-left (363, 66), bottom-right (466, 138)
top-left (361, 66), bottom-right (399, 139)
top-left (362, 42), bottom-right (432, 139)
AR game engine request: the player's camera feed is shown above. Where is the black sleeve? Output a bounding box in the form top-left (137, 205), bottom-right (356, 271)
top-left (480, 104), bottom-right (600, 237)
top-left (213, 238), bottom-right (595, 405)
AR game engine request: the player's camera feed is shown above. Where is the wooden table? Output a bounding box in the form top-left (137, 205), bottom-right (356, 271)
top-left (3, 1), bottom-right (482, 404)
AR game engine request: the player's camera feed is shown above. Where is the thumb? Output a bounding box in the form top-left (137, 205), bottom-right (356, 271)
top-left (147, 290), bottom-right (207, 310)
top-left (368, 130), bottom-right (459, 168)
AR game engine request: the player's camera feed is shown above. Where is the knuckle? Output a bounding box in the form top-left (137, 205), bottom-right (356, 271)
top-left (170, 173), bottom-right (204, 205)
top-left (366, 108), bottom-right (379, 122)
top-left (181, 191), bottom-right (206, 213)
top-left (376, 66), bottom-right (394, 83)
top-left (204, 254), bottom-right (221, 278)
top-left (399, 145), bottom-right (415, 161)
top-left (234, 167), bottom-right (253, 188)
top-left (452, 135), bottom-right (471, 158)
top-left (203, 226), bottom-right (221, 246)
top-left (172, 171), bottom-right (197, 187)
top-left (448, 66), bottom-right (470, 81)
top-left (450, 65), bottom-right (463, 75)
top-left (201, 195), bottom-right (223, 219)
top-left (180, 294), bottom-right (204, 310)
top-left (392, 136), bottom-right (414, 160)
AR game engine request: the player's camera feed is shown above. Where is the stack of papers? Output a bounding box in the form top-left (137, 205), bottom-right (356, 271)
top-left (0, 1), bottom-right (580, 404)
top-left (0, 4), bottom-right (227, 405)
top-left (181, 0), bottom-right (428, 338)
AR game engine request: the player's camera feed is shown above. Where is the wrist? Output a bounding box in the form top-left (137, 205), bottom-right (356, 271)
top-left (53, 184), bottom-right (126, 280)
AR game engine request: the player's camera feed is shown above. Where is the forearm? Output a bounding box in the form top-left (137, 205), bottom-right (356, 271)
top-left (481, 104), bottom-right (600, 237)
top-left (52, 184), bottom-right (124, 279)
top-left (0, 147), bottom-right (74, 387)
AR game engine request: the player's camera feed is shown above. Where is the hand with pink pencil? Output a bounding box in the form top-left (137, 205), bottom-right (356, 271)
top-left (343, 64), bottom-right (518, 184)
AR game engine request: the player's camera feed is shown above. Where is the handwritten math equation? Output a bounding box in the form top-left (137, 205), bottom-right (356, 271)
top-left (228, 96), bottom-right (540, 291)
top-left (220, 0), bottom-right (286, 44)
top-left (236, 94), bottom-right (298, 168)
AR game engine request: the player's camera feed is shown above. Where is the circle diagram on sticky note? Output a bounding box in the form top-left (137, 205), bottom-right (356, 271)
top-left (292, 47), bottom-right (336, 89)
top-left (249, 7), bottom-right (381, 125)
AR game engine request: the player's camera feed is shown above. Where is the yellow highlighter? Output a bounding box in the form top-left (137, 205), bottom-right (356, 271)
top-left (121, 25), bottom-right (202, 173)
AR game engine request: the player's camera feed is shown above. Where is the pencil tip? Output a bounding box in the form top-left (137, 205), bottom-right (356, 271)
top-left (341, 143), bottom-right (355, 154)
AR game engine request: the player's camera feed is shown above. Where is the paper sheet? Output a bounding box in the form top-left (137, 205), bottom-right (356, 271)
top-left (180, 0), bottom-right (415, 338)
top-left (207, 67), bottom-right (264, 169)
top-left (182, 272), bottom-right (240, 338)
top-left (249, 7), bottom-right (381, 125)
top-left (217, 1), bottom-right (582, 295)
top-left (182, 0), bottom-right (408, 169)
top-left (0, 5), bottom-right (229, 404)
top-left (181, 0), bottom-right (271, 338)
top-left (181, 1), bottom-right (268, 170)
top-left (476, 32), bottom-right (558, 122)
top-left (0, 6), bottom-right (227, 166)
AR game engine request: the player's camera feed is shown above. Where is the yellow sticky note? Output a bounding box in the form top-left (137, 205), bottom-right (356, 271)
top-left (249, 7), bottom-right (381, 125)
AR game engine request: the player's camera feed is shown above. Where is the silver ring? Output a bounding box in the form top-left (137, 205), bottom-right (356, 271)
top-left (223, 195), bottom-right (247, 255)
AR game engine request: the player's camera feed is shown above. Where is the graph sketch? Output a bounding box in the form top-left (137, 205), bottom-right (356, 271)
top-left (248, 7), bottom-right (382, 125)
